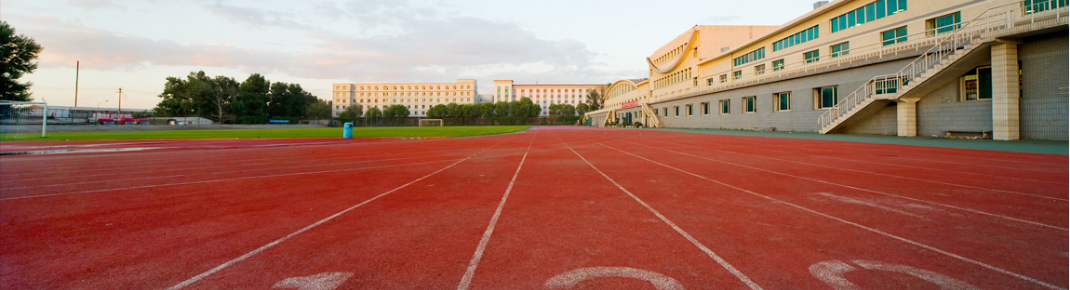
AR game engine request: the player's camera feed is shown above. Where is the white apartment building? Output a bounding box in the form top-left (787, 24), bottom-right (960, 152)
top-left (331, 79), bottom-right (478, 117)
top-left (493, 80), bottom-right (607, 117)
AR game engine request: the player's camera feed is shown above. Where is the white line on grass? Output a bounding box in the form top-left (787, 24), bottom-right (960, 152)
top-left (555, 133), bottom-right (765, 290)
top-left (457, 130), bottom-right (538, 290)
top-left (600, 143), bottom-right (1066, 290)
top-left (626, 141), bottom-right (1068, 231)
top-left (165, 134), bottom-right (518, 290)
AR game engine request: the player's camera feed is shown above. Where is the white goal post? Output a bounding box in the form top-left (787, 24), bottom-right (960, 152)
top-left (418, 119), bottom-right (444, 127)
top-left (0, 100), bottom-right (49, 138)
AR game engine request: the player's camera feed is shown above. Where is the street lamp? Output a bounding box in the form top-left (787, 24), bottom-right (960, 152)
top-left (97, 99), bottom-right (109, 109)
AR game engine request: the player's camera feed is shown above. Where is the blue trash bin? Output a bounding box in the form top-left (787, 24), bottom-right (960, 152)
top-left (343, 122), bottom-right (353, 139)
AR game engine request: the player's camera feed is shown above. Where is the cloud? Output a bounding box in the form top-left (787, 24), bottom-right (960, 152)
top-left (13, 0), bottom-right (630, 89)
top-left (67, 0), bottom-right (117, 10)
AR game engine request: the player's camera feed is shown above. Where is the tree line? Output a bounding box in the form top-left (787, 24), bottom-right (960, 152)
top-left (335, 95), bottom-right (600, 126)
top-left (152, 71), bottom-right (331, 124)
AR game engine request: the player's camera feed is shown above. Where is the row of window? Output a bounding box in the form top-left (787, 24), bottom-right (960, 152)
top-left (659, 86), bottom-right (839, 117)
top-left (607, 83), bottom-right (638, 99)
top-left (341, 91), bottom-right (472, 97)
top-left (654, 68), bottom-right (692, 89)
top-left (335, 97), bottom-right (473, 105)
top-left (653, 44), bottom-right (688, 66)
top-left (713, 11), bottom-right (963, 87)
top-left (335, 85), bottom-right (471, 91)
top-left (733, 47), bottom-right (766, 66)
top-left (830, 0), bottom-right (908, 33)
top-left (772, 25), bottom-right (820, 52)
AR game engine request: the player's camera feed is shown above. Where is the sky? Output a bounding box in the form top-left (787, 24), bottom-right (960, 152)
top-left (3, 0), bottom-right (815, 110)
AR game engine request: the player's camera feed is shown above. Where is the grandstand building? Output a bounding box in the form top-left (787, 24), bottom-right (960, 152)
top-left (589, 0), bottom-right (1068, 141)
top-left (493, 80), bottom-right (608, 117)
top-left (331, 79), bottom-right (478, 117)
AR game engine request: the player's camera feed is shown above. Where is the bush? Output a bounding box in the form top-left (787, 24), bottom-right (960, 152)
top-left (239, 116), bottom-right (268, 124)
top-left (633, 122), bottom-right (643, 128)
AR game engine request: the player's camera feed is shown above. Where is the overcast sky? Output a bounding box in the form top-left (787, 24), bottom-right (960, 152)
top-left (4, 0), bottom-right (815, 109)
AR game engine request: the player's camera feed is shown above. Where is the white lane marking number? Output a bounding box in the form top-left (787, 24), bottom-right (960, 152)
top-left (810, 260), bottom-right (980, 290)
top-left (545, 267), bottom-right (685, 290)
top-left (273, 272), bottom-right (354, 290)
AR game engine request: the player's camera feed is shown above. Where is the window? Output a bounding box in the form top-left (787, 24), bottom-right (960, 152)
top-left (707, 78), bottom-right (714, 86)
top-left (686, 104), bottom-right (693, 116)
top-left (831, 0), bottom-right (908, 33)
top-left (773, 59), bottom-right (785, 71)
top-left (1025, 0), bottom-right (1068, 14)
top-left (733, 70), bottom-right (743, 80)
top-left (663, 107), bottom-right (669, 117)
top-left (831, 42), bottom-right (849, 58)
top-left (674, 106), bottom-right (680, 116)
top-left (815, 86), bottom-right (839, 109)
top-left (961, 66), bottom-right (993, 101)
top-left (742, 97), bottom-right (756, 113)
top-left (927, 12), bottom-right (961, 35)
top-left (733, 47), bottom-right (766, 66)
top-left (755, 64), bottom-right (766, 75)
top-left (804, 50), bottom-right (820, 63)
top-left (882, 26), bottom-right (908, 46)
top-left (773, 25), bottom-right (819, 51)
top-left (702, 102), bottom-right (711, 115)
top-left (719, 100), bottom-right (731, 114)
top-left (774, 92), bottom-right (791, 112)
top-left (720, 74), bottom-right (728, 83)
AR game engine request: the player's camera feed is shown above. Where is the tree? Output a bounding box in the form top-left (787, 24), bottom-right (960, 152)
top-left (336, 103), bottom-right (363, 124)
top-left (426, 104), bottom-right (447, 119)
top-left (365, 106), bottom-right (383, 126)
top-left (306, 99), bottom-right (331, 120)
top-left (211, 75), bottom-right (239, 123)
top-left (0, 22), bottom-right (43, 101)
top-left (576, 103), bottom-right (590, 116)
top-left (479, 103), bottom-right (495, 120)
top-left (234, 74), bottom-right (270, 124)
top-left (586, 89), bottom-right (603, 111)
top-left (383, 104), bottom-right (410, 125)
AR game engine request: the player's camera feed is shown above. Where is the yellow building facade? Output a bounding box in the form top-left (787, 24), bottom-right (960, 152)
top-left (331, 79), bottom-right (478, 117)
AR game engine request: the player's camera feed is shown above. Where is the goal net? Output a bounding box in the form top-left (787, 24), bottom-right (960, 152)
top-left (418, 119), bottom-right (443, 127)
top-left (0, 100), bottom-right (50, 140)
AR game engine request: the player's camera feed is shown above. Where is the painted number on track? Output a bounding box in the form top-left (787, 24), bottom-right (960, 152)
top-left (544, 267), bottom-right (685, 290)
top-left (809, 260), bottom-right (980, 290)
top-left (273, 272), bottom-right (354, 290)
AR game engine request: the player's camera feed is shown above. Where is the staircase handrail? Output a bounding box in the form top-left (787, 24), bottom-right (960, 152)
top-left (818, 0), bottom-right (1058, 130)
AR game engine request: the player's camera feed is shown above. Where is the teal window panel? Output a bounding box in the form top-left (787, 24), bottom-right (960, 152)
top-left (820, 87), bottom-right (838, 108)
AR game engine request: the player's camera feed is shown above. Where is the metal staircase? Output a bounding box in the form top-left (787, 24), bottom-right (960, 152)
top-left (819, 0), bottom-right (1068, 134)
top-left (640, 103), bottom-right (663, 128)
top-left (603, 109), bottom-right (616, 127)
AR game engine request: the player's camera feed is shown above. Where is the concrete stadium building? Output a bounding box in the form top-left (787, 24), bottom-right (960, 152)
top-left (492, 80), bottom-right (607, 117)
top-left (589, 0), bottom-right (1068, 141)
top-left (331, 79), bottom-right (478, 117)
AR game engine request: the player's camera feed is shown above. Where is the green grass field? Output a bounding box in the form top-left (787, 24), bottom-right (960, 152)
top-left (0, 126), bottom-right (530, 141)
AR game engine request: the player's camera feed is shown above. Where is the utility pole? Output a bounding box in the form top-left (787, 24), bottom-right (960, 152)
top-left (118, 88), bottom-right (122, 114)
top-left (74, 61), bottom-right (80, 107)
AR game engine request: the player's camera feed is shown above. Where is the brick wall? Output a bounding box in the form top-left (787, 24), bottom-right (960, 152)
top-left (1019, 33), bottom-right (1069, 141)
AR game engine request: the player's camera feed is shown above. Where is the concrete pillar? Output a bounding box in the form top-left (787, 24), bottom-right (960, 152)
top-left (896, 99), bottom-right (918, 137)
top-left (991, 41), bottom-right (1020, 140)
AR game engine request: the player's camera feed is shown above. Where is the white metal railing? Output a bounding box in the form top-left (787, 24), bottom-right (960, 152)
top-left (818, 0), bottom-right (1067, 131)
top-left (640, 102), bottom-right (661, 127)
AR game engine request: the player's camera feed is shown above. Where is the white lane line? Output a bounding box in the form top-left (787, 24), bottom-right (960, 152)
top-left (0, 159), bottom-right (456, 201)
top-left (4, 154), bottom-right (443, 190)
top-left (457, 131), bottom-right (538, 290)
top-left (556, 134), bottom-right (765, 290)
top-left (600, 143), bottom-right (1066, 290)
top-left (815, 192), bottom-right (926, 219)
top-left (654, 139), bottom-right (1068, 202)
top-left (166, 134), bottom-right (519, 290)
top-left (0, 139), bottom-right (477, 177)
top-left (626, 141), bottom-right (1068, 231)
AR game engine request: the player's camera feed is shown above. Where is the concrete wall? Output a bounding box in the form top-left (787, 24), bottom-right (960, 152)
top-left (1019, 32), bottom-right (1069, 141)
top-left (654, 58), bottom-right (913, 132)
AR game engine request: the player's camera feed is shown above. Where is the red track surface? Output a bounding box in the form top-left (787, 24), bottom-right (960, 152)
top-left (1, 127), bottom-right (1066, 289)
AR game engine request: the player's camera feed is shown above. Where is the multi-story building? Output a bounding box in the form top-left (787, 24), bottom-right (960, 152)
top-left (494, 80), bottom-right (607, 117)
top-left (331, 79), bottom-right (478, 117)
top-left (590, 0), bottom-right (1068, 141)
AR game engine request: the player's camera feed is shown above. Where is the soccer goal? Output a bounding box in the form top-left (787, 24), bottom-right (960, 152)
top-left (0, 100), bottom-right (49, 139)
top-left (418, 119), bottom-right (444, 127)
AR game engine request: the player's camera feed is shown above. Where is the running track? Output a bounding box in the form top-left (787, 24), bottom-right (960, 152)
top-left (0, 127), bottom-right (1066, 289)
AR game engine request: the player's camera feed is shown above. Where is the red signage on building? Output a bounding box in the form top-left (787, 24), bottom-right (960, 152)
top-left (621, 100), bottom-right (639, 109)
